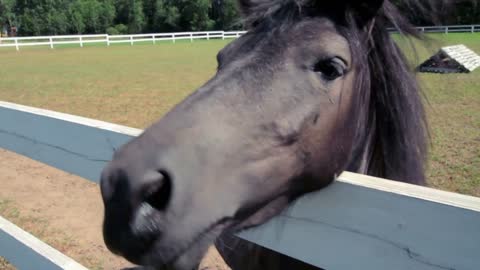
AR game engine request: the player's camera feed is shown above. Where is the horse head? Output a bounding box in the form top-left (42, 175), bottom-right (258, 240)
top-left (100, 1), bottom-right (429, 269)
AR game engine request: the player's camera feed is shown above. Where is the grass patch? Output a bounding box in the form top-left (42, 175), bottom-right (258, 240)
top-left (0, 39), bottom-right (229, 127)
top-left (0, 33), bottom-right (478, 196)
top-left (411, 33), bottom-right (480, 195)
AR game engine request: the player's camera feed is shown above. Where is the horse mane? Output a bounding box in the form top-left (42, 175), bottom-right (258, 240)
top-left (341, 0), bottom-right (448, 185)
top-left (237, 0), bottom-right (448, 185)
top-left (217, 2), bottom-right (449, 269)
top-left (343, 1), bottom-right (431, 185)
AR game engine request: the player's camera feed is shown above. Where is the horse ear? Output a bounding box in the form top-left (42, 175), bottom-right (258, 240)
top-left (347, 0), bottom-right (385, 25)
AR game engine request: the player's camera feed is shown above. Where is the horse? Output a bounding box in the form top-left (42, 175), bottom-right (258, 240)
top-left (100, 0), bottom-right (439, 269)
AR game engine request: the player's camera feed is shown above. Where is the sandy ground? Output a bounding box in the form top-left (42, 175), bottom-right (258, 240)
top-left (0, 148), bottom-right (229, 270)
top-left (0, 257), bottom-right (15, 270)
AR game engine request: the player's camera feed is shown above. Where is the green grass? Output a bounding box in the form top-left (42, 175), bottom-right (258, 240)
top-left (0, 33), bottom-right (479, 196)
top-left (415, 34), bottom-right (480, 196)
top-left (0, 39), bottom-right (229, 127)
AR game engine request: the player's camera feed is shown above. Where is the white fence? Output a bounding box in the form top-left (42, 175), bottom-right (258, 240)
top-left (0, 25), bottom-right (479, 51)
top-left (388, 24), bottom-right (480, 33)
top-left (0, 100), bottom-right (480, 270)
top-left (0, 31), bottom-right (247, 51)
top-left (416, 24), bottom-right (480, 33)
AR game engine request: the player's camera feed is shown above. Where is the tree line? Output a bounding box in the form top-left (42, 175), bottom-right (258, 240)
top-left (392, 0), bottom-right (479, 27)
top-left (0, 0), bottom-right (478, 36)
top-left (0, 0), bottom-right (241, 36)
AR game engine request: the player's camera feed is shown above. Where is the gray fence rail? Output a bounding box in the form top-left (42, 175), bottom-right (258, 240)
top-left (1, 101), bottom-right (480, 270)
top-left (0, 216), bottom-right (88, 270)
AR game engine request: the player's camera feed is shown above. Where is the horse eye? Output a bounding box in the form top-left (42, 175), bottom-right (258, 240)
top-left (313, 58), bottom-right (346, 81)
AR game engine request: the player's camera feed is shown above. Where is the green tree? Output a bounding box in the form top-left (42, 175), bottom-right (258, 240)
top-left (81, 0), bottom-right (102, 33)
top-left (67, 0), bottom-right (115, 34)
top-left (212, 0), bottom-right (241, 30)
top-left (142, 0), bottom-right (155, 32)
top-left (114, 0), bottom-right (146, 33)
top-left (17, 8), bottom-right (42, 35)
top-left (69, 9), bottom-right (85, 34)
top-left (0, 0), bottom-right (16, 33)
top-left (45, 8), bottom-right (68, 34)
top-left (448, 1), bottom-right (480, 25)
top-left (128, 0), bottom-right (145, 33)
top-left (7, 0), bottom-right (480, 36)
top-left (153, 0), bottom-right (180, 31)
top-left (99, 0), bottom-right (115, 32)
top-left (178, 0), bottom-right (214, 31)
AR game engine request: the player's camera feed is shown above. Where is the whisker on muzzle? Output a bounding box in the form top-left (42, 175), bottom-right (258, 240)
top-left (131, 202), bottom-right (161, 236)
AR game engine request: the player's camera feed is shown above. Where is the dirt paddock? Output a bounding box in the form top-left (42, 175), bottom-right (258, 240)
top-left (0, 148), bottom-right (228, 270)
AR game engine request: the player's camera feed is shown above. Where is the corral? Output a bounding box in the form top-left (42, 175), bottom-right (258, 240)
top-left (0, 32), bottom-right (479, 269)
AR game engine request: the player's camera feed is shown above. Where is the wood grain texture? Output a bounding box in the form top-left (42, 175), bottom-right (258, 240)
top-left (238, 180), bottom-right (480, 270)
top-left (1, 101), bottom-right (480, 270)
top-left (0, 102), bottom-right (135, 183)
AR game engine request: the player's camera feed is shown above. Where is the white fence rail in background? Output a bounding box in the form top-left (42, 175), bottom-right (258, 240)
top-left (388, 24), bottom-right (480, 33)
top-left (0, 100), bottom-right (480, 270)
top-left (0, 25), bottom-right (479, 51)
top-left (0, 31), bottom-right (247, 51)
top-left (417, 24), bottom-right (480, 33)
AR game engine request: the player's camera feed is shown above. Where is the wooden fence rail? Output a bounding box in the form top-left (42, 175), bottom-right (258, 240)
top-left (0, 216), bottom-right (88, 270)
top-left (0, 101), bottom-right (480, 270)
top-left (0, 31), bottom-right (247, 51)
top-left (0, 25), bottom-right (479, 51)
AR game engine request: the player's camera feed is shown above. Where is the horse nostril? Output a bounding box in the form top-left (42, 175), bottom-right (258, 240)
top-left (143, 170), bottom-right (172, 212)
